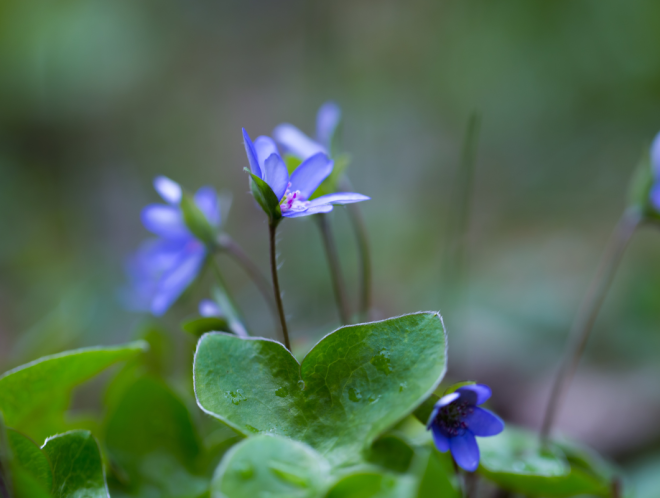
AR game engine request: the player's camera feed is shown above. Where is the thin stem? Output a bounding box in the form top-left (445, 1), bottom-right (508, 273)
top-left (316, 214), bottom-right (351, 324)
top-left (216, 233), bottom-right (279, 326)
top-left (452, 460), bottom-right (466, 498)
top-left (210, 259), bottom-right (248, 337)
top-left (444, 112), bottom-right (481, 306)
top-left (340, 177), bottom-right (372, 322)
top-left (269, 222), bottom-right (290, 350)
top-left (540, 208), bottom-right (641, 441)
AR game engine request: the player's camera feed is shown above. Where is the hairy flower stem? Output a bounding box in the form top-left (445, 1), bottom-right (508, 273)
top-left (269, 222), bottom-right (291, 350)
top-left (341, 177), bottom-right (372, 321)
top-left (216, 233), bottom-right (279, 326)
top-left (540, 208), bottom-right (641, 442)
top-left (316, 214), bottom-right (351, 324)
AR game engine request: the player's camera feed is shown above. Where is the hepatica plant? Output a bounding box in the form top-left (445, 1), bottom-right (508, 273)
top-left (0, 105), bottom-right (633, 498)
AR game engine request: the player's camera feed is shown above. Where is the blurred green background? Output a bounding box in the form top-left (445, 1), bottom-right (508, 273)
top-left (1, 0), bottom-right (660, 485)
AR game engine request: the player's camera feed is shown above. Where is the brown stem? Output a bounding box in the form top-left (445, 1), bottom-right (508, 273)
top-left (540, 209), bottom-right (641, 441)
top-left (268, 222), bottom-right (290, 350)
top-left (316, 214), bottom-right (351, 324)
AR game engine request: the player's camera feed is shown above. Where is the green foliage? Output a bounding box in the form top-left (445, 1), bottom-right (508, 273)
top-left (0, 341), bottom-right (148, 442)
top-left (7, 429), bottom-right (53, 493)
top-left (478, 426), bottom-right (614, 497)
top-left (212, 434), bottom-right (330, 498)
top-left (104, 376), bottom-right (208, 497)
top-left (324, 469), bottom-right (417, 498)
top-left (246, 169), bottom-right (282, 223)
top-left (41, 430), bottom-right (108, 498)
top-left (194, 312), bottom-right (447, 466)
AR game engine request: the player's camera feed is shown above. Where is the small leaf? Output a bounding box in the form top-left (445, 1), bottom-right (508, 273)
top-left (246, 169), bottom-right (282, 223)
top-left (42, 430), bottom-right (108, 498)
top-left (182, 316), bottom-right (232, 337)
top-left (180, 193), bottom-right (217, 245)
top-left (212, 434), bottom-right (330, 498)
top-left (0, 341), bottom-right (148, 442)
top-left (194, 312), bottom-right (447, 466)
top-left (443, 381), bottom-right (476, 396)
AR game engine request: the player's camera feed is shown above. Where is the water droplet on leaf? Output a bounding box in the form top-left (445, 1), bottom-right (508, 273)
top-left (399, 382), bottom-right (407, 392)
top-left (224, 389), bottom-right (247, 405)
top-left (297, 380), bottom-right (305, 390)
top-left (370, 349), bottom-right (393, 375)
top-left (275, 386), bottom-right (288, 397)
top-left (348, 387), bottom-right (362, 402)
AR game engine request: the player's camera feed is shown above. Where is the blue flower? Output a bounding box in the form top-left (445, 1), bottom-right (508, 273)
top-left (198, 299), bottom-right (223, 317)
top-left (426, 384), bottom-right (504, 472)
top-left (242, 128), bottom-right (369, 218)
top-left (649, 132), bottom-right (660, 211)
top-left (126, 176), bottom-right (220, 316)
top-left (273, 101), bottom-right (341, 159)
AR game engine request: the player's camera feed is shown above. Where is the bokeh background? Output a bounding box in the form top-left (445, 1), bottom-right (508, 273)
top-left (2, 0), bottom-right (660, 490)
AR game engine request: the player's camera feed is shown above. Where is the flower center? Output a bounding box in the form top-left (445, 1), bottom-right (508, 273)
top-left (280, 183), bottom-right (309, 213)
top-left (435, 401), bottom-right (474, 437)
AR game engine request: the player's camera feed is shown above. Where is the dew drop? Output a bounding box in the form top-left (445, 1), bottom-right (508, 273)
top-left (245, 425), bottom-right (260, 434)
top-left (297, 380), bottom-right (306, 390)
top-left (348, 387), bottom-right (362, 402)
top-left (368, 395), bottom-right (381, 404)
top-left (399, 382), bottom-right (407, 392)
top-left (370, 349), bottom-right (393, 375)
top-left (275, 386), bottom-right (288, 398)
top-left (224, 389), bottom-right (247, 405)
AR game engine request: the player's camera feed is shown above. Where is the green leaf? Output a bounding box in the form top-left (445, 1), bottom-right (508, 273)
top-left (0, 341), bottom-right (148, 442)
top-left (180, 193), bottom-right (217, 245)
top-left (246, 169), bottom-right (282, 223)
top-left (41, 430), bottom-right (108, 498)
top-left (416, 448), bottom-right (460, 498)
top-left (365, 434), bottom-right (414, 474)
top-left (104, 376), bottom-right (205, 496)
top-left (478, 426), bottom-right (612, 497)
top-left (212, 434), bottom-right (330, 498)
top-left (194, 312), bottom-right (447, 466)
top-left (325, 468), bottom-right (417, 498)
top-left (182, 316), bottom-right (232, 337)
top-left (7, 429), bottom-right (53, 493)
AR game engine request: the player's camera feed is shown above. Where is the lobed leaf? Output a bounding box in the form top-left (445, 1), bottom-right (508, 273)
top-left (194, 312), bottom-right (447, 466)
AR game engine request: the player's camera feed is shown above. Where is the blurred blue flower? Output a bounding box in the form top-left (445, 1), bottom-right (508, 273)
top-left (649, 132), bottom-right (660, 211)
top-left (272, 101), bottom-right (341, 159)
top-left (198, 298), bottom-right (222, 317)
top-left (242, 128), bottom-right (368, 218)
top-left (427, 384), bottom-right (504, 472)
top-left (126, 176), bottom-right (220, 316)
